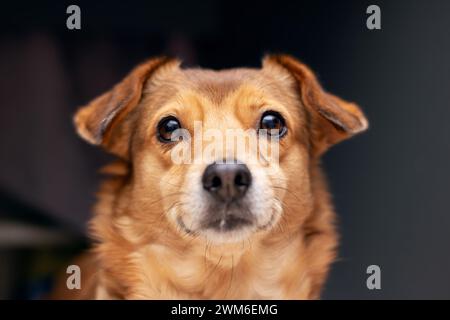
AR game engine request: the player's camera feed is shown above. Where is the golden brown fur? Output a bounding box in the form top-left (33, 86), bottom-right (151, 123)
top-left (61, 54), bottom-right (367, 299)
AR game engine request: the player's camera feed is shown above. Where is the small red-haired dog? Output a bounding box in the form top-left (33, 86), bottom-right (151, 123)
top-left (55, 54), bottom-right (367, 299)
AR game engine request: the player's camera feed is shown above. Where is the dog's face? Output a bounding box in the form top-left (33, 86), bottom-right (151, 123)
top-left (75, 55), bottom-right (367, 246)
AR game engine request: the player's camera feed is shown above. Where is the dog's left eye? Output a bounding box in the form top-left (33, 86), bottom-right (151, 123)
top-left (259, 111), bottom-right (287, 137)
top-left (157, 116), bottom-right (181, 142)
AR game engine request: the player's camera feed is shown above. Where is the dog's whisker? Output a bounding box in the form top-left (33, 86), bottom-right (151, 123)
top-left (225, 255), bottom-right (235, 298)
top-left (272, 185), bottom-right (304, 203)
top-left (140, 175), bottom-right (186, 189)
top-left (136, 192), bottom-right (188, 209)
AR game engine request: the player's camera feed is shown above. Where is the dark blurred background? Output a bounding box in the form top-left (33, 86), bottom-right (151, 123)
top-left (0, 0), bottom-right (449, 299)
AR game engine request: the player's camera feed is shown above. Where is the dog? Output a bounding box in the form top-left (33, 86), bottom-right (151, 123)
top-left (62, 54), bottom-right (367, 299)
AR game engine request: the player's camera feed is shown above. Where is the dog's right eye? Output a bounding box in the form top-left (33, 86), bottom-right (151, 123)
top-left (259, 111), bottom-right (287, 138)
top-left (157, 116), bottom-right (181, 142)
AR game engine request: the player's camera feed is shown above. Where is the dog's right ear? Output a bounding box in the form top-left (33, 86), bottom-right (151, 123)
top-left (263, 54), bottom-right (368, 156)
top-left (74, 56), bottom-right (179, 158)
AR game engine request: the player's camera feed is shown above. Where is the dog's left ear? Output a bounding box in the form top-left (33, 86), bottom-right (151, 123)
top-left (74, 56), bottom-right (179, 158)
top-left (263, 54), bottom-right (368, 155)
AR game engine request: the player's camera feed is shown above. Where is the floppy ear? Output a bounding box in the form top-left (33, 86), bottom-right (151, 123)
top-left (74, 56), bottom-right (178, 158)
top-left (263, 54), bottom-right (368, 155)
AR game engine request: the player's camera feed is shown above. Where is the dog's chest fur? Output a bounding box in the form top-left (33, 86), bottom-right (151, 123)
top-left (98, 234), bottom-right (312, 299)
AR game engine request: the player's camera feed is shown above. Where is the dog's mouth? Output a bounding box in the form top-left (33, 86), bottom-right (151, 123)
top-left (174, 197), bottom-right (280, 240)
top-left (200, 201), bottom-right (256, 233)
top-left (174, 208), bottom-right (279, 244)
top-left (176, 213), bottom-right (254, 235)
top-left (202, 214), bottom-right (253, 232)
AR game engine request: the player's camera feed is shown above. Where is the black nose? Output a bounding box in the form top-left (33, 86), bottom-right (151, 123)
top-left (202, 163), bottom-right (252, 202)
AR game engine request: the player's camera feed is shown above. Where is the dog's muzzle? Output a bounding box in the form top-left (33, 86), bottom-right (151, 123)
top-left (201, 162), bottom-right (253, 231)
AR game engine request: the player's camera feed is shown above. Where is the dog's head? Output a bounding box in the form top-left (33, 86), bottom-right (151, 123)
top-left (75, 55), bottom-right (367, 246)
